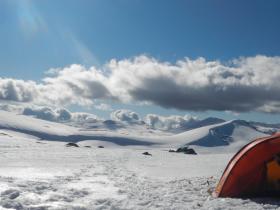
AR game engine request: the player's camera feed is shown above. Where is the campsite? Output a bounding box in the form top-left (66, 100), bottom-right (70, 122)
top-left (1, 0), bottom-right (280, 209)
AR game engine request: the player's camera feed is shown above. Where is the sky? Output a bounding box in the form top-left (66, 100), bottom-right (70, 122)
top-left (1, 0), bottom-right (280, 123)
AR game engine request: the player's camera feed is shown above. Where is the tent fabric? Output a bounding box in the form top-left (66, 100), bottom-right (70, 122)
top-left (267, 160), bottom-right (280, 183)
top-left (213, 133), bottom-right (280, 198)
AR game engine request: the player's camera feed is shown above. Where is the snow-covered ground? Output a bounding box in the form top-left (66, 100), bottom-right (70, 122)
top-left (0, 110), bottom-right (279, 209)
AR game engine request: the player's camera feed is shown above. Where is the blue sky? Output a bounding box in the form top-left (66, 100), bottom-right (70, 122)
top-left (1, 0), bottom-right (280, 123)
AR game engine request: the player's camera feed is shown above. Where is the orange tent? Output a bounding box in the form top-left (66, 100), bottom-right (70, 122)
top-left (213, 133), bottom-right (280, 198)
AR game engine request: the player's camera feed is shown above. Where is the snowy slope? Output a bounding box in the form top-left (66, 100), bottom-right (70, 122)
top-left (0, 129), bottom-right (279, 209)
top-left (0, 110), bottom-right (279, 209)
top-left (168, 120), bottom-right (270, 153)
top-left (0, 110), bottom-right (76, 136)
top-left (0, 110), bottom-right (275, 153)
top-left (0, 110), bottom-right (157, 146)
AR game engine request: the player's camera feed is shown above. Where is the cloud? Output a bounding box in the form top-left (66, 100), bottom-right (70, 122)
top-left (110, 109), bottom-right (142, 123)
top-left (23, 106), bottom-right (72, 122)
top-left (144, 114), bottom-right (198, 131)
top-left (1, 55), bottom-right (280, 113)
top-left (0, 104), bottom-right (201, 132)
top-left (0, 104), bottom-right (100, 124)
top-left (41, 64), bottom-right (111, 106)
top-left (0, 78), bottom-right (38, 102)
top-left (71, 112), bottom-right (100, 124)
top-left (106, 55), bottom-right (280, 112)
top-left (109, 109), bottom-right (200, 131)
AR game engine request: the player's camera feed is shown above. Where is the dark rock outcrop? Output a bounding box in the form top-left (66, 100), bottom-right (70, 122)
top-left (176, 146), bottom-right (197, 155)
top-left (65, 142), bottom-right (79, 147)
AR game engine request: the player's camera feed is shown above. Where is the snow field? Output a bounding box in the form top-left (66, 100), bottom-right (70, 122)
top-left (0, 110), bottom-right (279, 209)
top-left (0, 135), bottom-right (279, 209)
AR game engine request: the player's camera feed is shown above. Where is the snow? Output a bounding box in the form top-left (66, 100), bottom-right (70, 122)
top-left (0, 110), bottom-right (279, 209)
top-left (168, 120), bottom-right (269, 154)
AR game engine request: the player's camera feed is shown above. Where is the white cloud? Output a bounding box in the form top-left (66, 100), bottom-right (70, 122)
top-left (0, 78), bottom-right (39, 102)
top-left (144, 114), bottom-right (198, 131)
top-left (0, 104), bottom-right (100, 124)
top-left (22, 106), bottom-right (72, 122)
top-left (71, 112), bottom-right (99, 124)
top-left (105, 55), bottom-right (280, 112)
top-left (110, 109), bottom-right (141, 123)
top-left (110, 109), bottom-right (200, 131)
top-left (1, 55), bottom-right (280, 113)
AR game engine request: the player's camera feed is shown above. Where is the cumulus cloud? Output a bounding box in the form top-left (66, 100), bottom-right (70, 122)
top-left (1, 55), bottom-right (280, 113)
top-left (0, 78), bottom-right (38, 102)
top-left (110, 109), bottom-right (199, 131)
top-left (70, 112), bottom-right (99, 124)
top-left (144, 114), bottom-right (198, 131)
top-left (110, 109), bottom-right (142, 123)
top-left (22, 106), bottom-right (72, 122)
top-left (40, 64), bottom-right (111, 106)
top-left (0, 104), bottom-right (100, 124)
top-left (106, 55), bottom-right (280, 112)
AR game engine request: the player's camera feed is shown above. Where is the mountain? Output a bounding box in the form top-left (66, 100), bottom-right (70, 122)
top-left (185, 117), bottom-right (225, 130)
top-left (0, 110), bottom-right (278, 153)
top-left (169, 120), bottom-right (276, 153)
top-left (0, 110), bottom-right (156, 146)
